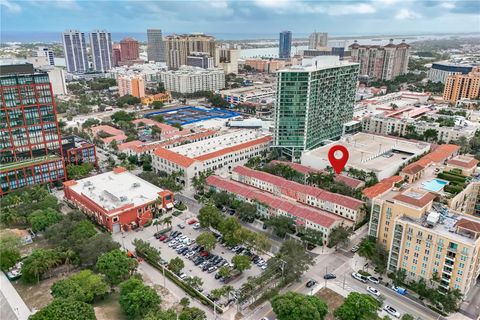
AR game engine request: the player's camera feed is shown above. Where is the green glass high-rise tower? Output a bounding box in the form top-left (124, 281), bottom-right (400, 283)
top-left (273, 56), bottom-right (359, 161)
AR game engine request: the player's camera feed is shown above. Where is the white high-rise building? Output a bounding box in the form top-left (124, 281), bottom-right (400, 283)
top-left (308, 32), bottom-right (328, 50)
top-left (90, 30), bottom-right (113, 73)
top-left (62, 30), bottom-right (88, 73)
top-left (35, 46), bottom-right (55, 66)
top-left (160, 66), bottom-right (225, 94)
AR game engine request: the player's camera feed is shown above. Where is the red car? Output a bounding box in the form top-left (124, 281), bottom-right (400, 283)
top-left (187, 219), bottom-right (198, 225)
top-left (159, 235), bottom-right (167, 241)
top-left (199, 251), bottom-right (209, 257)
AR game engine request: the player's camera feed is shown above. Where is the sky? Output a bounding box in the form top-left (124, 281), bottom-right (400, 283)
top-left (1, 0), bottom-right (479, 39)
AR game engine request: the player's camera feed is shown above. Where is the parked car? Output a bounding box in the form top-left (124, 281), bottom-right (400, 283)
top-left (351, 272), bottom-right (368, 283)
top-left (179, 273), bottom-right (188, 280)
top-left (368, 276), bottom-right (380, 284)
top-left (323, 273), bottom-right (336, 280)
top-left (178, 224), bottom-right (185, 229)
top-left (384, 305), bottom-right (401, 318)
top-left (367, 286), bottom-right (381, 297)
top-left (193, 223), bottom-right (201, 229)
top-left (187, 219), bottom-right (198, 225)
top-left (351, 245), bottom-right (360, 253)
top-left (208, 266), bottom-right (218, 273)
top-left (306, 280), bottom-right (317, 288)
top-left (159, 235), bottom-right (167, 241)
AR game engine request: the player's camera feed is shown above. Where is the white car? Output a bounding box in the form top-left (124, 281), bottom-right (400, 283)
top-left (368, 276), bottom-right (380, 284)
top-left (168, 240), bottom-right (178, 247)
top-left (351, 272), bottom-right (368, 283)
top-left (261, 265), bottom-right (267, 270)
top-left (384, 305), bottom-right (401, 318)
top-left (179, 273), bottom-right (188, 280)
top-left (193, 223), bottom-right (201, 229)
top-left (367, 286), bottom-right (380, 297)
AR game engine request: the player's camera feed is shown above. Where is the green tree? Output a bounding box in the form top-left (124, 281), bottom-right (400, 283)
top-left (266, 216), bottom-right (295, 237)
top-left (218, 266), bottom-right (231, 278)
top-left (179, 307), bottom-right (206, 320)
top-left (30, 298), bottom-right (96, 320)
top-left (196, 232), bottom-right (217, 251)
top-left (402, 315), bottom-right (415, 320)
top-left (334, 292), bottom-right (380, 320)
top-left (66, 163), bottom-right (94, 180)
top-left (28, 208), bottom-right (62, 232)
top-left (77, 233), bottom-right (120, 267)
top-left (22, 249), bottom-right (63, 283)
top-left (168, 257), bottom-right (185, 274)
top-left (328, 226), bottom-right (353, 248)
top-left (152, 101), bottom-right (164, 109)
top-left (232, 255), bottom-right (252, 273)
top-left (51, 270), bottom-right (109, 303)
top-left (133, 238), bottom-right (161, 261)
top-left (0, 233), bottom-right (21, 271)
top-left (96, 249), bottom-right (138, 285)
top-left (273, 240), bottom-right (314, 283)
top-left (218, 217), bottom-right (242, 246)
top-left (198, 205), bottom-right (223, 229)
top-left (184, 276), bottom-right (203, 289)
top-left (393, 268), bottom-right (407, 286)
top-left (271, 292), bottom-right (328, 320)
top-left (211, 191), bottom-right (232, 208)
top-left (111, 110), bottom-right (136, 122)
top-left (120, 277), bottom-right (161, 319)
top-left (117, 95), bottom-right (141, 107)
top-left (237, 202), bottom-right (257, 223)
top-left (144, 309), bottom-right (177, 320)
top-left (179, 297), bottom-right (190, 308)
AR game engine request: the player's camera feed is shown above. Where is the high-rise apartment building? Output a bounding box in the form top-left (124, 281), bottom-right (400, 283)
top-left (216, 45), bottom-right (240, 74)
top-left (62, 30), bottom-right (88, 73)
top-left (274, 56), bottom-right (359, 161)
top-left (112, 44), bottom-right (121, 67)
top-left (36, 46), bottom-right (55, 66)
top-left (279, 31), bottom-right (292, 59)
top-left (147, 29), bottom-right (165, 62)
top-left (308, 32), bottom-right (328, 50)
top-left (119, 38), bottom-right (140, 62)
top-left (443, 67), bottom-right (480, 103)
top-left (0, 64), bottom-right (66, 195)
top-left (349, 39), bottom-right (410, 81)
top-left (90, 30), bottom-right (113, 72)
top-left (117, 74), bottom-right (145, 98)
top-left (159, 66), bottom-right (225, 94)
top-left (164, 34), bottom-right (216, 69)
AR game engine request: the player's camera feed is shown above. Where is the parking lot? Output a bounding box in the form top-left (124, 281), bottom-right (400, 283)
top-left (118, 210), bottom-right (267, 301)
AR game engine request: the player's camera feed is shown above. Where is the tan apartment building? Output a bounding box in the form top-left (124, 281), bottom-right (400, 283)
top-left (369, 187), bottom-right (480, 296)
top-left (443, 67), bottom-right (480, 103)
top-left (164, 34), bottom-right (216, 69)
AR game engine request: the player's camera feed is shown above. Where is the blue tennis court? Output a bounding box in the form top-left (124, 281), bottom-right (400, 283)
top-left (145, 106), bottom-right (239, 125)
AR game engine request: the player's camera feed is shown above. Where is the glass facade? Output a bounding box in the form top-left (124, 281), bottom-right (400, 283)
top-left (1, 72), bottom-right (65, 195)
top-left (274, 62), bottom-right (359, 161)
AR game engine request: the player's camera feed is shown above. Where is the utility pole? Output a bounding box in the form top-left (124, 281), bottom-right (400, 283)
top-left (325, 266), bottom-right (328, 288)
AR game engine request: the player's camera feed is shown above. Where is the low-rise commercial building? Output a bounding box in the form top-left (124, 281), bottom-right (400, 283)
top-left (63, 167), bottom-right (174, 232)
top-left (160, 66), bottom-right (225, 94)
top-left (61, 135), bottom-right (97, 166)
top-left (301, 133), bottom-right (431, 180)
top-left (89, 125), bottom-right (127, 145)
top-left (152, 130), bottom-right (272, 186)
top-left (231, 166), bottom-right (365, 225)
top-left (207, 175), bottom-right (344, 244)
top-left (220, 84), bottom-right (275, 106)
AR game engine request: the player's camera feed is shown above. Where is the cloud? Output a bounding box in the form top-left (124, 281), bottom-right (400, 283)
top-left (1, 0), bottom-right (21, 12)
top-left (395, 8), bottom-right (421, 20)
top-left (27, 0), bottom-right (80, 9)
top-left (253, 0), bottom-right (375, 15)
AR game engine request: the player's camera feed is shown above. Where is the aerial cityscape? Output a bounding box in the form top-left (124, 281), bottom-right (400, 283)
top-left (1, 1), bottom-right (480, 320)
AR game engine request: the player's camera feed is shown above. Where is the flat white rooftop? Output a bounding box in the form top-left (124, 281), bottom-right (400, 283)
top-left (171, 129), bottom-right (268, 158)
top-left (69, 170), bottom-right (164, 211)
top-left (301, 133), bottom-right (430, 177)
top-left (279, 56), bottom-right (358, 73)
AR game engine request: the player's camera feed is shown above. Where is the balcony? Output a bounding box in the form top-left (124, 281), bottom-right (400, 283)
top-left (442, 268), bottom-right (452, 276)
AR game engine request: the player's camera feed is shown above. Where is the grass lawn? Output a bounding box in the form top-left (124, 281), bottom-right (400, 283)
top-left (94, 291), bottom-right (126, 320)
top-left (316, 287), bottom-right (345, 320)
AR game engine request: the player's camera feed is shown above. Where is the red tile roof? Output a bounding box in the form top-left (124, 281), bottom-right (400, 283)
top-left (402, 163), bottom-right (425, 175)
top-left (206, 175), bottom-right (341, 228)
top-left (424, 144), bottom-right (460, 163)
top-left (102, 134), bottom-right (128, 144)
top-left (118, 140), bottom-right (143, 151)
top-left (362, 176), bottom-right (403, 199)
top-left (132, 118), bottom-right (179, 133)
top-left (194, 136), bottom-right (272, 161)
top-left (90, 125), bottom-right (124, 136)
top-left (232, 166), bottom-right (364, 210)
top-left (447, 156), bottom-right (479, 169)
top-left (456, 218), bottom-right (480, 233)
top-left (393, 191), bottom-right (436, 208)
top-left (153, 148), bottom-right (196, 168)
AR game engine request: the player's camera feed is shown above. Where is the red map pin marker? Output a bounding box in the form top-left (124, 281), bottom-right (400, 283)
top-left (328, 145), bottom-right (349, 174)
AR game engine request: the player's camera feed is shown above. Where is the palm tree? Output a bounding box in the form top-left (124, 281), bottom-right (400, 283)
top-left (222, 285), bottom-right (235, 299)
top-left (162, 216), bottom-right (173, 229)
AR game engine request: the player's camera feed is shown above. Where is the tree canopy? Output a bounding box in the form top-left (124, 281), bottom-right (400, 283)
top-left (0, 233), bottom-right (21, 271)
top-left (196, 232), bottom-right (217, 251)
top-left (29, 298), bottom-right (96, 320)
top-left (232, 255), bottom-right (252, 273)
top-left (271, 292), bottom-right (328, 320)
top-left (334, 292), bottom-right (380, 320)
top-left (95, 249), bottom-right (138, 285)
top-left (272, 240), bottom-right (314, 283)
top-left (119, 277), bottom-right (161, 319)
top-left (51, 270), bottom-right (109, 303)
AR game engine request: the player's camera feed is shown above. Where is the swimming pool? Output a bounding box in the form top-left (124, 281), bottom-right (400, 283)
top-left (422, 179), bottom-right (449, 192)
